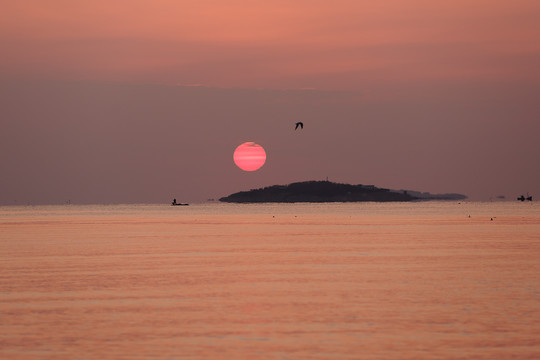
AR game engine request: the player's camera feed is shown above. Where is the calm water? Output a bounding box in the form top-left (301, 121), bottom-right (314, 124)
top-left (1, 202), bottom-right (539, 359)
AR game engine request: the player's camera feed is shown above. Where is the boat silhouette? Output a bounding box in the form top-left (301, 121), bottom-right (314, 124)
top-left (517, 194), bottom-right (533, 201)
top-left (171, 198), bottom-right (189, 206)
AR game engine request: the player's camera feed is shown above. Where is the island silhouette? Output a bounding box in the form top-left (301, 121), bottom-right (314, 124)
top-left (219, 180), bottom-right (467, 203)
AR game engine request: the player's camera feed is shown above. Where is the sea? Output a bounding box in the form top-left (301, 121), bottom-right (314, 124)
top-left (1, 201), bottom-right (539, 360)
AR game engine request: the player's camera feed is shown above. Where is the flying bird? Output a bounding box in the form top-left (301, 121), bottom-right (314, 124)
top-left (295, 122), bottom-right (303, 130)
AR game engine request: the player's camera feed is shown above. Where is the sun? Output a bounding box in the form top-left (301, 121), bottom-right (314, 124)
top-left (233, 142), bottom-right (266, 171)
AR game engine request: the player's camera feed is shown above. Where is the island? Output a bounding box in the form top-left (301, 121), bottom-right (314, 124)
top-left (219, 180), bottom-right (467, 203)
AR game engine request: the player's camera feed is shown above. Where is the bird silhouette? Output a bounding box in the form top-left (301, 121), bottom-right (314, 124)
top-left (295, 122), bottom-right (303, 130)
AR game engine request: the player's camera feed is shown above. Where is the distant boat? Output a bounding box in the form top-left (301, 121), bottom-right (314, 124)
top-left (171, 199), bottom-right (189, 206)
top-left (517, 195), bottom-right (532, 201)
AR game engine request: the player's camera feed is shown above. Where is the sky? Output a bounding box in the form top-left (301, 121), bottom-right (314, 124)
top-left (1, 0), bottom-right (540, 204)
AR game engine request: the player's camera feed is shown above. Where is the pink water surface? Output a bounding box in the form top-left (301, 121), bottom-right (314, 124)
top-left (1, 202), bottom-right (539, 359)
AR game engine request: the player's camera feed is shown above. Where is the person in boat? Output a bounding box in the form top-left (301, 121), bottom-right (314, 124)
top-left (172, 198), bottom-right (177, 205)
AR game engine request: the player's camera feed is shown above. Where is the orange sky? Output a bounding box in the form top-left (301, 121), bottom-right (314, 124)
top-left (2, 0), bottom-right (540, 88)
top-left (1, 1), bottom-right (540, 204)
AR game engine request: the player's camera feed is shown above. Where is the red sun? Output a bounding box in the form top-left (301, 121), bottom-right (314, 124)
top-left (233, 142), bottom-right (266, 171)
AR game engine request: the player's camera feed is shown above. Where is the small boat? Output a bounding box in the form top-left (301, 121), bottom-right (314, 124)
top-left (171, 199), bottom-right (189, 206)
top-left (517, 194), bottom-right (532, 201)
